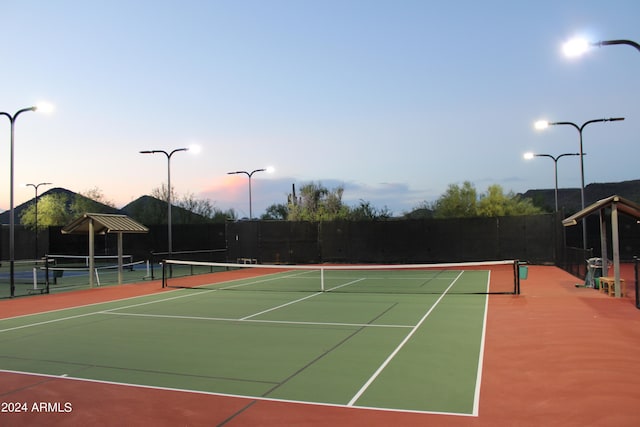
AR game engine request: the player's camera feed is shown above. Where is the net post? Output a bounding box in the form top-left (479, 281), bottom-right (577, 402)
top-left (635, 256), bottom-right (639, 310)
top-left (161, 260), bottom-right (166, 288)
top-left (514, 260), bottom-right (520, 295)
top-left (513, 259), bottom-right (520, 295)
top-left (44, 255), bottom-right (50, 293)
top-left (321, 267), bottom-right (325, 292)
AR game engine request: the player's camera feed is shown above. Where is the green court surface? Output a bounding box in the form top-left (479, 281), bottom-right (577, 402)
top-left (0, 268), bottom-right (491, 415)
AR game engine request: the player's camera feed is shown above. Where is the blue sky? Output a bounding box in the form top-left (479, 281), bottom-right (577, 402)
top-left (1, 0), bottom-right (639, 218)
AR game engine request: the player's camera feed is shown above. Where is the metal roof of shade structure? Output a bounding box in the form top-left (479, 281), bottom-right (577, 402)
top-left (562, 195), bottom-right (640, 298)
top-left (62, 213), bottom-right (149, 235)
top-left (61, 213), bottom-right (148, 287)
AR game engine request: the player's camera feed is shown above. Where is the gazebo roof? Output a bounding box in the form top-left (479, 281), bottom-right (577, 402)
top-left (562, 195), bottom-right (640, 227)
top-left (62, 213), bottom-right (148, 235)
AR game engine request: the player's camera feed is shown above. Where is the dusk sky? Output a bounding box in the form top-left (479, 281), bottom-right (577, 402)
top-left (2, 1), bottom-right (639, 218)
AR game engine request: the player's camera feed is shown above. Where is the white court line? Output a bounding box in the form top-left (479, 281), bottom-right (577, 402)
top-left (0, 289), bottom-right (186, 322)
top-left (347, 270), bottom-right (465, 406)
top-left (218, 270), bottom-right (314, 290)
top-left (0, 273), bottom-right (361, 334)
top-left (0, 270), bottom-right (311, 331)
top-left (0, 290), bottom-right (215, 334)
top-left (241, 292), bottom-right (323, 320)
top-left (241, 278), bottom-right (366, 320)
top-left (0, 270), bottom-right (486, 418)
top-left (472, 270), bottom-right (491, 416)
top-left (100, 311), bottom-right (414, 329)
top-left (0, 368), bottom-right (476, 417)
top-left (0, 311), bottom-right (102, 333)
top-left (325, 277), bottom-right (366, 292)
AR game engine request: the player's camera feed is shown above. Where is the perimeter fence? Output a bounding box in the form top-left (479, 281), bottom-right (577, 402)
top-left (5, 211), bottom-right (640, 291)
top-left (226, 213), bottom-right (564, 265)
top-left (558, 246), bottom-right (594, 279)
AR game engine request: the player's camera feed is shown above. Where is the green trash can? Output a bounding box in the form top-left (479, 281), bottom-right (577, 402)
top-left (519, 264), bottom-right (528, 280)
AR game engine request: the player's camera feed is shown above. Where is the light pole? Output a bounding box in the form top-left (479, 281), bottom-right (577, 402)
top-left (227, 168), bottom-right (267, 219)
top-left (1, 106), bottom-right (38, 297)
top-left (25, 182), bottom-right (52, 259)
top-left (523, 152), bottom-right (580, 212)
top-left (140, 148), bottom-right (188, 256)
top-left (563, 38), bottom-right (640, 57)
top-left (592, 39), bottom-right (640, 52)
top-left (535, 118), bottom-right (624, 248)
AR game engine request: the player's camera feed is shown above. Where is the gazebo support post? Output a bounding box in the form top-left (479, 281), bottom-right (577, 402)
top-left (599, 210), bottom-right (608, 277)
top-left (89, 219), bottom-right (95, 288)
top-left (611, 204), bottom-right (622, 297)
top-left (118, 232), bottom-right (124, 285)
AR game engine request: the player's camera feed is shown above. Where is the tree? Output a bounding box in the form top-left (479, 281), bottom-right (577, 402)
top-left (432, 181), bottom-right (478, 218)
top-left (71, 187), bottom-right (116, 216)
top-left (477, 184), bottom-right (542, 217)
top-left (147, 185), bottom-right (236, 223)
top-left (349, 200), bottom-right (393, 220)
top-left (151, 183), bottom-right (176, 206)
top-left (176, 192), bottom-right (236, 222)
top-left (20, 187), bottom-right (117, 230)
top-left (262, 203), bottom-right (288, 220)
top-left (426, 182), bottom-right (543, 218)
top-left (287, 182), bottom-right (351, 221)
top-left (20, 193), bottom-right (74, 229)
top-left (268, 182), bottom-right (393, 221)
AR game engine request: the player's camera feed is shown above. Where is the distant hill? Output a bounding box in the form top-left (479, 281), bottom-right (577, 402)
top-left (521, 179), bottom-right (640, 213)
top-left (121, 195), bottom-right (211, 224)
top-left (0, 189), bottom-right (208, 226)
top-left (0, 187), bottom-right (119, 225)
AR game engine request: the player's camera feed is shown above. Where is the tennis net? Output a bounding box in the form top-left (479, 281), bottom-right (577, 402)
top-left (162, 259), bottom-right (522, 295)
top-left (0, 259), bottom-right (52, 298)
top-left (43, 260), bottom-right (149, 291)
top-left (46, 253), bottom-right (135, 267)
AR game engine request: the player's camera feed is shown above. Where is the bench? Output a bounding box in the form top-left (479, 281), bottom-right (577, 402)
top-left (599, 276), bottom-right (626, 297)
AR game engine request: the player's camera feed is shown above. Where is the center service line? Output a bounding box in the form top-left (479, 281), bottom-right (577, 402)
top-left (346, 271), bottom-right (465, 407)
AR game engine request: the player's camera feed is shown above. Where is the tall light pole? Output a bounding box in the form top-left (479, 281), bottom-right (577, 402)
top-left (227, 168), bottom-right (267, 219)
top-left (1, 106), bottom-right (38, 297)
top-left (140, 148), bottom-right (188, 256)
top-left (535, 118), bottom-right (624, 248)
top-left (523, 152), bottom-right (580, 212)
top-left (25, 182), bottom-right (52, 259)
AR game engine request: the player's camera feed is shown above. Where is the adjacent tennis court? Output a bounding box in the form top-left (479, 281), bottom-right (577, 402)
top-left (0, 260), bottom-right (517, 416)
top-left (0, 256), bottom-right (151, 298)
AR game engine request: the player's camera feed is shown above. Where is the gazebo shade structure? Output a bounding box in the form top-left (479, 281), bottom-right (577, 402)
top-left (62, 213), bottom-right (149, 287)
top-left (562, 195), bottom-right (640, 297)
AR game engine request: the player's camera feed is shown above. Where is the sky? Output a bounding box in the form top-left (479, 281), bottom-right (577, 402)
top-left (1, 0), bottom-right (639, 218)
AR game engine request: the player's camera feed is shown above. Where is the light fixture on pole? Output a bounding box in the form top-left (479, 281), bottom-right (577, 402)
top-left (25, 182), bottom-right (52, 259)
top-left (563, 37), bottom-right (640, 57)
top-left (535, 118), bottom-right (624, 248)
top-left (1, 104), bottom-right (53, 297)
top-left (227, 168), bottom-right (272, 219)
top-left (523, 152), bottom-right (580, 212)
top-left (140, 148), bottom-right (188, 257)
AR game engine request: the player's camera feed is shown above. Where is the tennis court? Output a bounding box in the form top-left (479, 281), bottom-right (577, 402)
top-left (2, 263), bottom-right (640, 427)
top-left (0, 261), bottom-right (517, 417)
top-left (0, 256), bottom-right (152, 298)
